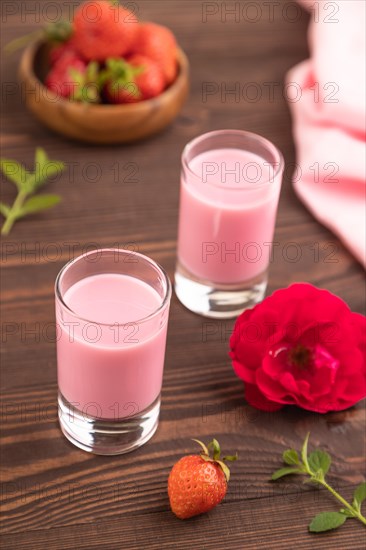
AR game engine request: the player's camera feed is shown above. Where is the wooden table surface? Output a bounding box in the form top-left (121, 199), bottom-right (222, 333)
top-left (1, 1), bottom-right (365, 549)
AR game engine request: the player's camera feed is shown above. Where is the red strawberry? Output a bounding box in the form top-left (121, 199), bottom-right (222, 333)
top-left (127, 54), bottom-right (165, 100)
top-left (45, 51), bottom-right (86, 98)
top-left (104, 55), bottom-right (165, 104)
top-left (134, 23), bottom-right (178, 85)
top-left (49, 37), bottom-right (77, 66)
top-left (168, 439), bottom-right (237, 520)
top-left (73, 0), bottom-right (138, 62)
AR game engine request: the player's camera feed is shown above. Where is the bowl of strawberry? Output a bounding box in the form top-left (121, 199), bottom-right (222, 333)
top-left (18, 0), bottom-right (189, 144)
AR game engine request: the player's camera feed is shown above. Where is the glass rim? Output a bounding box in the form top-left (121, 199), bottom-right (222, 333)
top-left (181, 129), bottom-right (285, 190)
top-left (55, 248), bottom-right (172, 327)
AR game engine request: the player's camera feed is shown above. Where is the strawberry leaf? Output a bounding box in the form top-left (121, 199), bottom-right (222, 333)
top-left (216, 460), bottom-right (231, 483)
top-left (208, 438), bottom-right (221, 461)
top-left (223, 453), bottom-right (238, 462)
top-left (192, 439), bottom-right (209, 456)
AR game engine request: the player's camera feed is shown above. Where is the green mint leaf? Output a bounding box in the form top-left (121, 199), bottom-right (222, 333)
top-left (18, 194), bottom-right (61, 217)
top-left (1, 148), bottom-right (64, 235)
top-left (339, 508), bottom-right (355, 518)
top-left (34, 148), bottom-right (49, 188)
top-left (308, 449), bottom-right (331, 477)
top-left (0, 159), bottom-right (30, 191)
top-left (353, 482), bottom-right (366, 511)
top-left (309, 512), bottom-right (347, 533)
top-left (0, 202), bottom-right (10, 218)
top-left (36, 161), bottom-right (64, 187)
top-left (311, 470), bottom-right (326, 483)
top-left (283, 449), bottom-right (300, 466)
top-left (271, 467), bottom-right (301, 481)
top-left (301, 432), bottom-right (311, 473)
top-left (35, 147), bottom-right (48, 169)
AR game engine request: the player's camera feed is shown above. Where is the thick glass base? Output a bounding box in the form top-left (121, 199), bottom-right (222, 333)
top-left (58, 392), bottom-right (160, 455)
top-left (174, 262), bottom-right (267, 319)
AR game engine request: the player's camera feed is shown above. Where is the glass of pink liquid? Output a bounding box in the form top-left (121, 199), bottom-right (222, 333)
top-left (175, 130), bottom-right (284, 318)
top-left (55, 248), bottom-right (171, 455)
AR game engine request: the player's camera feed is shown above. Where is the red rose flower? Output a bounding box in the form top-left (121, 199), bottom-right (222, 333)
top-left (230, 283), bottom-right (366, 413)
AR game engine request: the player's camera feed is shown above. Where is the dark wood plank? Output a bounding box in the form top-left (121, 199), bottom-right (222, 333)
top-left (1, 1), bottom-right (365, 549)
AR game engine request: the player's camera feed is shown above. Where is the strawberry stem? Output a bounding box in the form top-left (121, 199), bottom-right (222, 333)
top-left (192, 439), bottom-right (209, 456)
top-left (5, 20), bottom-right (72, 54)
top-left (208, 438), bottom-right (221, 460)
top-left (192, 438), bottom-right (238, 483)
top-left (5, 30), bottom-right (43, 53)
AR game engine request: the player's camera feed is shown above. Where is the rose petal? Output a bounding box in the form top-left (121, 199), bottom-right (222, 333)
top-left (230, 283), bottom-right (366, 413)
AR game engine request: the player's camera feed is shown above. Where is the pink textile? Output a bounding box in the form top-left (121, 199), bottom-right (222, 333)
top-left (287, 0), bottom-right (366, 266)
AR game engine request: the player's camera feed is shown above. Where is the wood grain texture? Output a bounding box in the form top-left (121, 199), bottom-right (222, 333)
top-left (1, 1), bottom-right (365, 549)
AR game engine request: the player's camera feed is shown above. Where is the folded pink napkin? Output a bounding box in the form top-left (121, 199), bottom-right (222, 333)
top-left (287, 0), bottom-right (366, 266)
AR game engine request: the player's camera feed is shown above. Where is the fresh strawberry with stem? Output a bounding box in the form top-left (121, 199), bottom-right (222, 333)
top-left (103, 58), bottom-right (143, 103)
top-left (168, 438), bottom-right (238, 520)
top-left (134, 23), bottom-right (178, 85)
top-left (104, 55), bottom-right (165, 104)
top-left (45, 51), bottom-right (86, 98)
top-left (73, 0), bottom-right (138, 62)
top-left (46, 54), bottom-right (102, 103)
top-left (69, 61), bottom-right (104, 103)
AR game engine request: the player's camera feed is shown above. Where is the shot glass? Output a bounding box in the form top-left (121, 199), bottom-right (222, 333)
top-left (56, 248), bottom-right (171, 455)
top-left (175, 129), bottom-right (284, 318)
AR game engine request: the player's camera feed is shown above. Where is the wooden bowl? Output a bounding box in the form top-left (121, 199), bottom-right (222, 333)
top-left (19, 41), bottom-right (190, 144)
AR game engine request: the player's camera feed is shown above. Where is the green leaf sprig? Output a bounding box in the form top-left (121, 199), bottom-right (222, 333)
top-left (1, 148), bottom-right (64, 235)
top-left (271, 433), bottom-right (366, 533)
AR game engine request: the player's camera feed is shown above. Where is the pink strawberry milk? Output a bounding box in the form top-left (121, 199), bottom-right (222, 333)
top-left (175, 130), bottom-right (284, 318)
top-left (177, 147), bottom-right (280, 283)
top-left (57, 273), bottom-right (167, 419)
top-left (55, 249), bottom-right (171, 454)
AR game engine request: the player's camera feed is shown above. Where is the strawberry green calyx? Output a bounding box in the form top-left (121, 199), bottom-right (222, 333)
top-left (69, 62), bottom-right (103, 103)
top-left (192, 438), bottom-right (238, 483)
top-left (44, 20), bottom-right (73, 43)
top-left (103, 57), bottom-right (144, 99)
